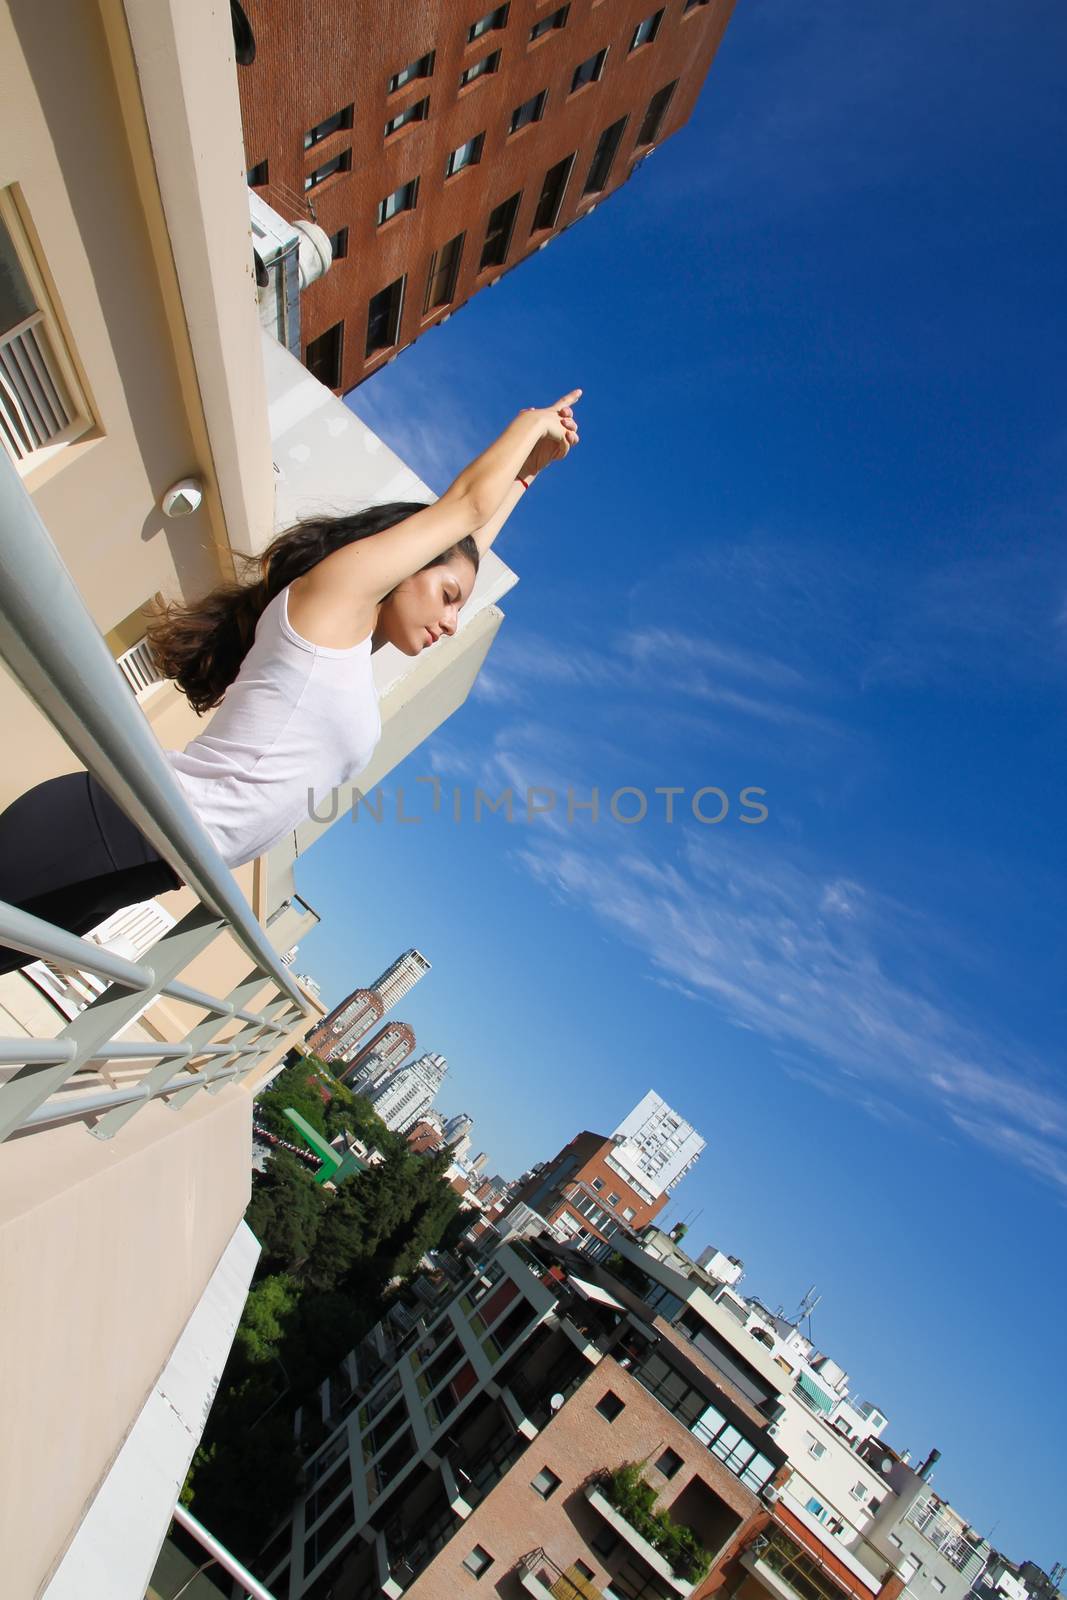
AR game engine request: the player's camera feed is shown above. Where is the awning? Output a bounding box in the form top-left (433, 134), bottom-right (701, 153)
top-left (568, 1275), bottom-right (626, 1310)
top-left (796, 1372), bottom-right (835, 1412)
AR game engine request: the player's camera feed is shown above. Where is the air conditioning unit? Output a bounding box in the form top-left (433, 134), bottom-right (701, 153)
top-left (767, 1422), bottom-right (781, 1438)
top-left (762, 1485), bottom-right (782, 1504)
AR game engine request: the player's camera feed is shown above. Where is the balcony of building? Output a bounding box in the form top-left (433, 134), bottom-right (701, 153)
top-left (375, 1463), bottom-right (463, 1597)
top-left (902, 1498), bottom-right (988, 1583)
top-left (495, 1317), bottom-right (602, 1431)
top-left (443, 1393), bottom-right (533, 1512)
top-left (585, 1464), bottom-right (742, 1599)
top-left (517, 1546), bottom-right (606, 1599)
top-left (739, 1495), bottom-right (906, 1600)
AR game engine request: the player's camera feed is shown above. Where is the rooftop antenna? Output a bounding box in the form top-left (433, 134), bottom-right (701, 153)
top-left (794, 1285), bottom-right (821, 1335)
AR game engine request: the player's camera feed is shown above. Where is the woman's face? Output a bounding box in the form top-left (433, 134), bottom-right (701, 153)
top-left (376, 554), bottom-right (478, 656)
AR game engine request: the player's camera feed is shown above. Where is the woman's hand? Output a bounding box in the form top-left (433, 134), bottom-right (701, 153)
top-left (518, 390), bottom-right (582, 481)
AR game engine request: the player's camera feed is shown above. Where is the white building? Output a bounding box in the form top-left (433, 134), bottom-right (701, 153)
top-left (369, 949), bottom-right (430, 1013)
top-left (609, 1089), bottom-right (705, 1198)
top-left (368, 1052), bottom-right (447, 1133)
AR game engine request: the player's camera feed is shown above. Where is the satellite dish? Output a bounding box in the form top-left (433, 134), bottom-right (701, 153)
top-left (549, 1393), bottom-right (565, 1413)
top-left (881, 1457), bottom-right (893, 1473)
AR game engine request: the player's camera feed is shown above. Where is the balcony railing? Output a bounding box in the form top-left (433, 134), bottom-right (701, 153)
top-left (904, 1498), bottom-right (986, 1576)
top-left (0, 450), bottom-right (312, 1142)
top-left (517, 1547), bottom-right (598, 1599)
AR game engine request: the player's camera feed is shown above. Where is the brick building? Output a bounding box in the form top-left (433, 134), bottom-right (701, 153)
top-left (250, 1233), bottom-right (912, 1600)
top-left (513, 1129), bottom-right (672, 1249)
top-left (236, 0), bottom-right (738, 391)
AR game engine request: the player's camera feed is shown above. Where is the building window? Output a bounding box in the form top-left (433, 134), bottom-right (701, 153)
top-left (246, 158), bottom-right (269, 186)
top-left (869, 1499), bottom-right (882, 1516)
top-left (531, 1466), bottom-right (562, 1499)
top-left (460, 50), bottom-right (500, 86)
top-left (463, 1546), bottom-right (494, 1578)
top-left (377, 179), bottom-right (419, 226)
top-left (0, 191), bottom-right (90, 471)
top-left (530, 154), bottom-right (574, 232)
top-left (571, 48), bottom-right (607, 93)
top-left (366, 277), bottom-right (406, 356)
top-left (305, 321), bottom-right (344, 388)
top-left (575, 1562), bottom-right (596, 1581)
top-left (583, 115), bottom-right (627, 193)
top-left (468, 5), bottom-right (509, 43)
top-left (623, 1206), bottom-right (636, 1221)
top-left (384, 97), bottom-right (429, 137)
top-left (889, 1536), bottom-right (903, 1549)
top-left (328, 227), bottom-right (349, 260)
top-left (388, 52), bottom-right (435, 94)
top-left (932, 1584), bottom-right (946, 1595)
top-left (636, 80), bottom-right (677, 147)
top-left (305, 150), bottom-right (352, 191)
top-left (304, 105), bottom-right (354, 149)
top-left (445, 133), bottom-right (485, 177)
top-left (509, 90), bottom-right (547, 135)
top-left (591, 1177), bottom-right (604, 1191)
top-left (607, 1191), bottom-right (621, 1205)
top-left (656, 1448), bottom-right (684, 1480)
top-left (851, 1484), bottom-right (869, 1501)
top-left (596, 1390), bottom-right (625, 1422)
top-left (478, 192), bottom-right (521, 270)
top-left (530, 5), bottom-right (568, 41)
top-left (630, 9), bottom-right (664, 50)
top-left (806, 1435), bottom-right (826, 1459)
top-left (424, 232), bottom-right (465, 313)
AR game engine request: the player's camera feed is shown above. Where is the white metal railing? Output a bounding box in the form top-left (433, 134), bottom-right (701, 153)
top-left (0, 311), bottom-right (73, 463)
top-left (117, 635), bottom-right (167, 698)
top-left (0, 445), bottom-right (312, 1143)
top-left (905, 1497), bottom-right (986, 1574)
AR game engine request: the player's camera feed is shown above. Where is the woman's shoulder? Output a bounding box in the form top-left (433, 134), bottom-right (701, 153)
top-left (285, 574), bottom-right (378, 652)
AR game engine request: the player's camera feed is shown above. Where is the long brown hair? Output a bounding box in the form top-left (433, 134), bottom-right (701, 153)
top-left (147, 504), bottom-right (480, 714)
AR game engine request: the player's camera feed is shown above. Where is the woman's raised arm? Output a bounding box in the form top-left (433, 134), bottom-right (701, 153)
top-left (298, 393), bottom-right (581, 608)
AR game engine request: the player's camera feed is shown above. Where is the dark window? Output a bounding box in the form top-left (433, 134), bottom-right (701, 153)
top-left (479, 192), bottom-right (521, 270)
top-left (509, 90), bottom-right (547, 134)
top-left (656, 1447), bottom-right (684, 1480)
top-left (421, 1336), bottom-right (463, 1392)
top-left (583, 116), bottom-right (627, 193)
top-left (460, 50), bottom-right (500, 86)
top-left (571, 48), bottom-right (607, 93)
top-left (530, 5), bottom-right (568, 41)
top-left (630, 9), bottom-right (664, 50)
top-left (328, 227), bottom-right (349, 260)
top-left (636, 80), bottom-right (677, 146)
top-left (445, 133), bottom-right (485, 177)
top-left (424, 232), bottom-right (465, 313)
top-left (305, 150), bottom-right (351, 191)
top-left (468, 5), bottom-right (508, 43)
top-left (575, 1563), bottom-right (595, 1582)
top-left (377, 178), bottom-right (419, 226)
top-left (302, 1490), bottom-right (356, 1574)
top-left (384, 96), bottom-right (429, 137)
top-left (246, 158), bottom-right (269, 187)
top-left (366, 277), bottom-right (405, 356)
top-left (530, 154), bottom-right (575, 232)
top-left (304, 105), bottom-right (354, 149)
top-left (388, 51), bottom-right (434, 94)
top-left (305, 322), bottom-right (344, 388)
top-left (684, 0), bottom-right (711, 9)
top-left (531, 1465), bottom-right (562, 1498)
top-left (596, 1390), bottom-right (625, 1422)
top-left (463, 1545), bottom-right (494, 1578)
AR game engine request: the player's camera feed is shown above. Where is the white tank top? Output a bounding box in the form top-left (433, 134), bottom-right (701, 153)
top-left (165, 586), bottom-right (381, 867)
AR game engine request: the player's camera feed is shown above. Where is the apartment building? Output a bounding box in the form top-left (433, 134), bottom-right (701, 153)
top-left (513, 1094), bottom-right (706, 1255)
top-left (253, 1233), bottom-right (794, 1599)
top-left (236, 0), bottom-right (738, 390)
top-left (306, 951), bottom-right (432, 1063)
top-left (339, 1021), bottom-right (417, 1087)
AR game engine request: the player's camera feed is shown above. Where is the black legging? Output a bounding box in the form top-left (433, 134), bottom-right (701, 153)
top-left (0, 771), bottom-right (183, 975)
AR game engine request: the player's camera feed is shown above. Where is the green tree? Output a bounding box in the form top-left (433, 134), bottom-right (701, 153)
top-left (245, 1150), bottom-right (327, 1275)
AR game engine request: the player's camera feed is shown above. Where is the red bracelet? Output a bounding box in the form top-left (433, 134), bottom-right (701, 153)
top-left (517, 476), bottom-right (531, 491)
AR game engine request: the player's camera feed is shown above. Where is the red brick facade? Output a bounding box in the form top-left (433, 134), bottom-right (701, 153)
top-left (236, 0), bottom-right (737, 390)
top-left (513, 1129), bottom-right (670, 1245)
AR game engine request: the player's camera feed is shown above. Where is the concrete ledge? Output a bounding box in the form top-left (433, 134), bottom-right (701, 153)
top-left (584, 1484), bottom-right (695, 1596)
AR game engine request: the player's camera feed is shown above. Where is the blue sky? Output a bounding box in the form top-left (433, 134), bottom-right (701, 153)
top-left (296, 0), bottom-right (1065, 1566)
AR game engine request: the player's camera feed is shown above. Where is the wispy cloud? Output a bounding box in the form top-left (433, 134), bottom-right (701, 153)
top-left (346, 363), bottom-right (483, 494)
top-left (512, 828), bottom-right (1067, 1195)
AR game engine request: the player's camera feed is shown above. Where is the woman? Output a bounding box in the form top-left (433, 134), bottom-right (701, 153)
top-left (0, 390), bottom-right (581, 973)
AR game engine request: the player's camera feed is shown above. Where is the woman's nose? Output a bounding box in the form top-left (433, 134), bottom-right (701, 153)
top-left (441, 612), bottom-right (458, 636)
